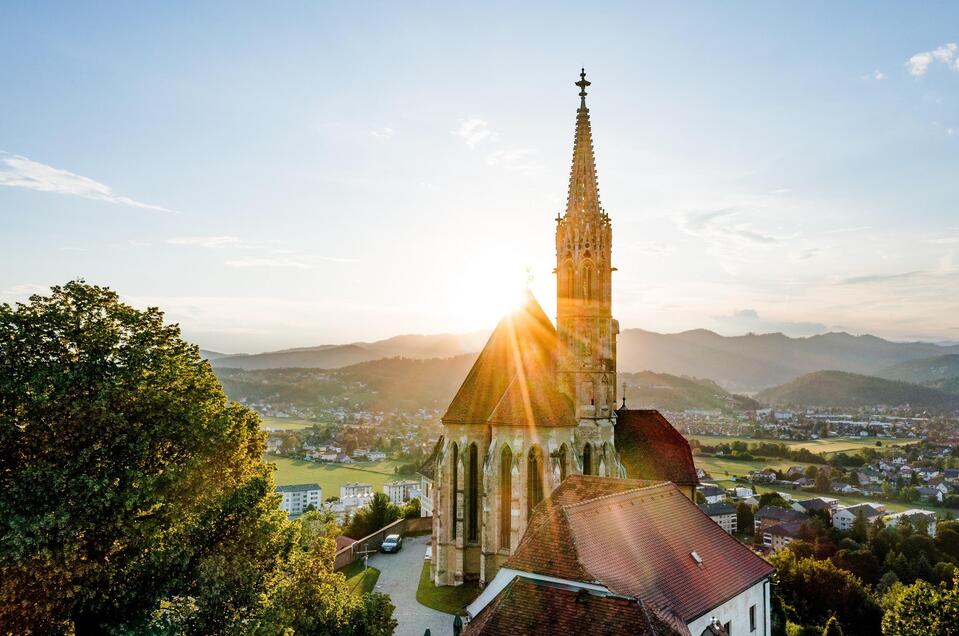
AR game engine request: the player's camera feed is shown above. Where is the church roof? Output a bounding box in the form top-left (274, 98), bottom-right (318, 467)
top-left (464, 576), bottom-right (686, 636)
top-left (615, 409), bottom-right (699, 486)
top-left (442, 290), bottom-right (574, 427)
top-left (506, 476), bottom-right (774, 624)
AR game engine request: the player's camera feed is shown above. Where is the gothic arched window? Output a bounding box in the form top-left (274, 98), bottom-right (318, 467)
top-left (584, 266), bottom-right (593, 301)
top-left (559, 443), bottom-right (569, 482)
top-left (450, 442), bottom-right (458, 540)
top-left (583, 443), bottom-right (593, 476)
top-left (527, 446), bottom-right (544, 520)
top-left (467, 443), bottom-right (479, 543)
top-left (500, 445), bottom-right (512, 550)
top-left (564, 262), bottom-right (574, 300)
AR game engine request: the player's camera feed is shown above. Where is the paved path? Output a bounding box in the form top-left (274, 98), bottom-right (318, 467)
top-left (368, 534), bottom-right (454, 636)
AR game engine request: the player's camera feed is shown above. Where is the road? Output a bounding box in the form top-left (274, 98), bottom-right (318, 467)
top-left (368, 534), bottom-right (455, 636)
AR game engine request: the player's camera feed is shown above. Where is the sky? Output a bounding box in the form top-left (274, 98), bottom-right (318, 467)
top-left (2, 2), bottom-right (958, 353)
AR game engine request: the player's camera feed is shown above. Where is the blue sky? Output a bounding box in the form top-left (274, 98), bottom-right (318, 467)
top-left (2, 2), bottom-right (958, 352)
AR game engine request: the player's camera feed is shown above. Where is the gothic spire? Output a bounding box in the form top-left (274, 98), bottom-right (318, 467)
top-left (565, 68), bottom-right (602, 218)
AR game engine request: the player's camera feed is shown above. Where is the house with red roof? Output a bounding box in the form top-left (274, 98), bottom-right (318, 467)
top-left (424, 71), bottom-right (699, 589)
top-left (464, 476), bottom-right (774, 636)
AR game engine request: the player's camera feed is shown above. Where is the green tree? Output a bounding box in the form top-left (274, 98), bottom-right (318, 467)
top-left (850, 511), bottom-right (869, 543)
top-left (821, 616), bottom-right (843, 636)
top-left (815, 469), bottom-right (832, 494)
top-left (0, 282), bottom-right (395, 635)
top-left (345, 493), bottom-right (402, 539)
top-left (771, 550), bottom-right (882, 635)
top-left (737, 502), bottom-right (755, 536)
top-left (881, 573), bottom-right (959, 636)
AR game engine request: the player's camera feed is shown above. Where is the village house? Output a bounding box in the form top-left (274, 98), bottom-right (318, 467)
top-left (699, 501), bottom-right (737, 534)
top-left (831, 503), bottom-right (885, 531)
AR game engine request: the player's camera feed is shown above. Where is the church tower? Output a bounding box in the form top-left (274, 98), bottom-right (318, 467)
top-left (556, 69), bottom-right (618, 421)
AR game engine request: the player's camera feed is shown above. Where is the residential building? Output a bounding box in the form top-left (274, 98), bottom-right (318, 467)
top-left (699, 484), bottom-right (726, 504)
top-left (699, 501), bottom-right (737, 534)
top-left (831, 503), bottom-right (884, 531)
top-left (276, 483), bottom-right (321, 516)
top-left (884, 509), bottom-right (938, 536)
top-left (765, 520), bottom-right (804, 552)
top-left (384, 479), bottom-right (419, 505)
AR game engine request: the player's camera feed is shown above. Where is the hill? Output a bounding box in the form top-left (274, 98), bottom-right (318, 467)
top-left (215, 358), bottom-right (763, 416)
top-left (617, 329), bottom-right (959, 391)
top-left (208, 332), bottom-right (488, 371)
top-left (755, 371), bottom-right (959, 409)
top-left (620, 371), bottom-right (760, 413)
top-left (877, 354), bottom-right (959, 394)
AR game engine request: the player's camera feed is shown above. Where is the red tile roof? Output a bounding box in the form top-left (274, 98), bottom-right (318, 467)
top-left (507, 476), bottom-right (774, 624)
top-left (464, 576), bottom-right (686, 636)
top-left (615, 409), bottom-right (699, 486)
top-left (443, 290), bottom-right (574, 427)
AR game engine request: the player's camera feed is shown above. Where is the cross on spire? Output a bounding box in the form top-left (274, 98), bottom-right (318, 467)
top-left (575, 68), bottom-right (591, 107)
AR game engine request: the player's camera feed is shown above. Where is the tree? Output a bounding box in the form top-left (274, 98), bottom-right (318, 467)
top-left (881, 573), bottom-right (959, 636)
top-left (850, 510), bottom-right (869, 543)
top-left (403, 497), bottom-right (422, 519)
top-left (345, 493), bottom-right (402, 539)
top-left (0, 282), bottom-right (395, 635)
top-left (815, 469), bottom-right (832, 494)
top-left (821, 616), bottom-right (843, 636)
top-left (737, 502), bottom-right (755, 536)
top-left (771, 550), bottom-right (882, 634)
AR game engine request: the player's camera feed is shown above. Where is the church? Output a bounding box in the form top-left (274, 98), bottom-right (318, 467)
top-left (421, 70), bottom-right (700, 589)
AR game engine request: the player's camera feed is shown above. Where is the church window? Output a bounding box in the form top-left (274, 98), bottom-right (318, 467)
top-left (584, 266), bottom-right (593, 300)
top-left (559, 443), bottom-right (569, 482)
top-left (467, 443), bottom-right (479, 543)
top-left (564, 263), bottom-right (574, 300)
top-left (583, 443), bottom-right (593, 475)
top-left (527, 446), bottom-right (544, 520)
top-left (450, 443), bottom-right (458, 540)
top-left (500, 445), bottom-right (512, 549)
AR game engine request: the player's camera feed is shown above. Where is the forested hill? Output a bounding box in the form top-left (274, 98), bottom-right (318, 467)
top-left (214, 358), bottom-right (759, 415)
top-left (877, 354), bottom-right (959, 394)
top-left (756, 370), bottom-right (959, 409)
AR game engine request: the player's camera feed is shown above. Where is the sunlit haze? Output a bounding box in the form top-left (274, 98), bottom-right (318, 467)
top-left (3, 3), bottom-right (959, 352)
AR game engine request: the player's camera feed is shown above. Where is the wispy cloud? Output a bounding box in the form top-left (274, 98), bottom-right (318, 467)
top-left (484, 147), bottom-right (541, 174)
top-left (453, 118), bottom-right (496, 149)
top-left (678, 208), bottom-right (778, 245)
top-left (713, 308), bottom-right (828, 337)
top-left (224, 257), bottom-right (313, 269)
top-left (907, 42), bottom-right (958, 76)
top-left (873, 69), bottom-right (886, 81)
top-left (369, 126), bottom-right (394, 141)
top-left (0, 152), bottom-right (173, 212)
top-left (1, 283), bottom-right (49, 297)
top-left (839, 270), bottom-right (924, 285)
top-left (166, 236), bottom-right (265, 249)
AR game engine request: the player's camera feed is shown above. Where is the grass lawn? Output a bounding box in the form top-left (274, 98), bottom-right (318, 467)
top-left (267, 455), bottom-right (411, 496)
top-left (415, 562), bottom-right (481, 614)
top-left (686, 434), bottom-right (919, 458)
top-left (259, 415), bottom-right (324, 431)
top-left (341, 560), bottom-right (380, 595)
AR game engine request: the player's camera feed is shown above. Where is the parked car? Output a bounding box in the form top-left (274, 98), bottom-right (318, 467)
top-left (380, 534), bottom-right (403, 553)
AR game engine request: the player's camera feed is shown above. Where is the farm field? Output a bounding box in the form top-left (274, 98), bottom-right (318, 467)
top-left (267, 455), bottom-right (410, 497)
top-left (259, 415), bottom-right (323, 431)
top-left (686, 435), bottom-right (919, 457)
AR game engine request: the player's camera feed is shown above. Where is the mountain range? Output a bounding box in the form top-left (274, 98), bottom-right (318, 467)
top-left (205, 328), bottom-right (959, 392)
top-left (756, 370), bottom-right (959, 409)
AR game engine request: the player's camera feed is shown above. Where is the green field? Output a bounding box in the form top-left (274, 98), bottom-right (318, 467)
top-left (268, 455), bottom-right (409, 497)
top-left (686, 435), bottom-right (919, 457)
top-left (259, 416), bottom-right (324, 431)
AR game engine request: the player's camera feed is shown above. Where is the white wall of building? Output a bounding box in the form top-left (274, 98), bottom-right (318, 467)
top-left (687, 579), bottom-right (770, 636)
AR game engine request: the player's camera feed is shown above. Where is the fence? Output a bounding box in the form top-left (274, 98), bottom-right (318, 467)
top-left (334, 515), bottom-right (433, 571)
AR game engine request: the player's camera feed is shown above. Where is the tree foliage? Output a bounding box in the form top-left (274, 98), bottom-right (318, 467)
top-left (881, 573), bottom-right (959, 636)
top-left (0, 282), bottom-right (396, 635)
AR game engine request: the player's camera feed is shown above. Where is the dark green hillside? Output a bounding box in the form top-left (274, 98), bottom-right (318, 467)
top-left (877, 354), bottom-right (959, 393)
top-left (756, 370), bottom-right (959, 409)
top-left (620, 371), bottom-right (760, 412)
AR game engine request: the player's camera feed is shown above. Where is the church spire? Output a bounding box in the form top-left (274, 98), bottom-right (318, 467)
top-left (565, 68), bottom-right (602, 218)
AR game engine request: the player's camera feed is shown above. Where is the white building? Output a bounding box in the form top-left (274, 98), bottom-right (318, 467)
top-left (276, 483), bottom-right (322, 516)
top-left (699, 502), bottom-right (737, 534)
top-left (340, 482), bottom-right (373, 499)
top-left (384, 479), bottom-right (419, 505)
top-left (831, 503), bottom-right (885, 531)
top-left (367, 451), bottom-right (387, 462)
top-left (884, 509), bottom-right (938, 536)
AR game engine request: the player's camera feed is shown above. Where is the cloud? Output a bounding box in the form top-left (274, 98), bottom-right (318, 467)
top-left (874, 69), bottom-right (886, 81)
top-left (484, 147), bottom-right (541, 174)
top-left (713, 308), bottom-right (828, 337)
top-left (907, 43), bottom-right (958, 76)
top-left (369, 126), bottom-right (394, 141)
top-left (839, 270), bottom-right (924, 285)
top-left (678, 208), bottom-right (778, 245)
top-left (224, 257), bottom-right (313, 269)
top-left (1, 283), bottom-right (49, 297)
top-left (453, 119), bottom-right (496, 149)
top-left (167, 236), bottom-right (262, 249)
top-left (0, 152), bottom-right (173, 212)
